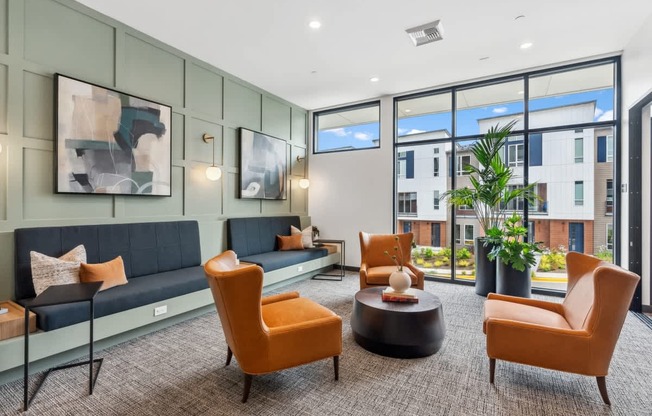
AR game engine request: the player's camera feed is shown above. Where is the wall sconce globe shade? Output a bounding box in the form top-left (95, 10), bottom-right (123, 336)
top-left (206, 166), bottom-right (222, 181)
top-left (298, 178), bottom-right (310, 189)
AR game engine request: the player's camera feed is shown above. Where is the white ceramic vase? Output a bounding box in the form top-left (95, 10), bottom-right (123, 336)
top-left (389, 270), bottom-right (411, 293)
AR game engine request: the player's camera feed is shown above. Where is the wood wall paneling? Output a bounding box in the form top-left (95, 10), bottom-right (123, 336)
top-left (224, 80), bottom-right (262, 131)
top-left (24, 0), bottom-right (114, 85)
top-left (123, 35), bottom-right (184, 107)
top-left (0, 64), bottom-right (6, 134)
top-left (23, 71), bottom-right (53, 140)
top-left (0, 0), bottom-right (308, 302)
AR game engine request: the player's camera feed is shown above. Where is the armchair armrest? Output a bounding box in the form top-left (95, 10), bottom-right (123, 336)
top-left (487, 293), bottom-right (563, 314)
top-left (359, 262), bottom-right (369, 288)
top-left (261, 291), bottom-right (300, 305)
top-left (404, 263), bottom-right (425, 290)
top-left (485, 318), bottom-right (593, 374)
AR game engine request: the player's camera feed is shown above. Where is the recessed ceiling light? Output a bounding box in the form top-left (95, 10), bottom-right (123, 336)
top-left (479, 56), bottom-right (490, 61)
top-left (404, 109), bottom-right (412, 113)
top-left (370, 77), bottom-right (380, 82)
top-left (520, 42), bottom-right (533, 49)
top-left (515, 15), bottom-right (525, 20)
top-left (518, 90), bottom-right (524, 95)
top-left (311, 70), bottom-right (317, 74)
top-left (309, 20), bottom-right (321, 29)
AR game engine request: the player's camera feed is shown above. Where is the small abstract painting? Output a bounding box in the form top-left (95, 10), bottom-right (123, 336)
top-left (55, 74), bottom-right (172, 196)
top-left (239, 128), bottom-right (287, 200)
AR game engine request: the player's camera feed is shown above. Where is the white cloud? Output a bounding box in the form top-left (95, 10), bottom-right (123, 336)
top-left (354, 132), bottom-right (371, 141)
top-left (492, 107), bottom-right (508, 114)
top-left (405, 129), bottom-right (426, 135)
top-left (597, 110), bottom-right (613, 122)
top-left (324, 128), bottom-right (348, 137)
top-left (398, 128), bottom-right (408, 135)
top-left (594, 108), bottom-right (605, 119)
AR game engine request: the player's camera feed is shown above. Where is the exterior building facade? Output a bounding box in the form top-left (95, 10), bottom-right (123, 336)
top-left (396, 101), bottom-right (614, 259)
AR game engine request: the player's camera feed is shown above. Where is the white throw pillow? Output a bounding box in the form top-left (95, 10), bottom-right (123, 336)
top-left (30, 245), bottom-right (87, 296)
top-left (290, 225), bottom-right (314, 248)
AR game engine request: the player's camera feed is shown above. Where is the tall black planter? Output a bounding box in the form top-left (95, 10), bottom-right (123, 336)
top-left (474, 238), bottom-right (496, 296)
top-left (496, 261), bottom-right (531, 298)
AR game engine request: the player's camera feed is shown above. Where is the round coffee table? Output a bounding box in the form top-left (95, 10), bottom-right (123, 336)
top-left (350, 287), bottom-right (446, 358)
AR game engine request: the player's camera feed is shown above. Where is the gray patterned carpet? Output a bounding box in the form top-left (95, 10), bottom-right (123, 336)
top-left (1, 273), bottom-right (651, 415)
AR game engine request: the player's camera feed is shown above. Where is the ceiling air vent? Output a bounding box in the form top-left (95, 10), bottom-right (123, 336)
top-left (406, 20), bottom-right (444, 46)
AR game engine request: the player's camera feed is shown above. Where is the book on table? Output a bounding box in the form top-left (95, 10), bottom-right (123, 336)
top-left (382, 288), bottom-right (419, 303)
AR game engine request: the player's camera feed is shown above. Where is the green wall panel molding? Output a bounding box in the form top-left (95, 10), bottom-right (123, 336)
top-left (0, 144), bottom-right (6, 221)
top-left (172, 112), bottom-right (185, 160)
top-left (23, 71), bottom-right (53, 140)
top-left (187, 63), bottom-right (223, 118)
top-left (290, 180), bottom-right (307, 214)
top-left (0, 64), bottom-right (6, 134)
top-left (23, 148), bottom-right (114, 219)
top-left (291, 108), bottom-right (307, 145)
top-left (185, 164), bottom-right (223, 216)
top-left (0, 0), bottom-right (308, 311)
top-left (291, 146), bottom-right (306, 177)
top-left (24, 0), bottom-right (114, 86)
top-left (0, 0), bottom-right (7, 55)
top-left (0, 232), bottom-right (13, 300)
top-left (123, 35), bottom-right (184, 107)
top-left (262, 96), bottom-right (291, 140)
top-left (224, 79), bottom-right (262, 131)
top-left (189, 118), bottom-right (223, 165)
top-left (222, 127), bottom-right (238, 168)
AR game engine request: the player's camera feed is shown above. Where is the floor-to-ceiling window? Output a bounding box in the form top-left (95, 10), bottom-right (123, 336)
top-left (395, 58), bottom-right (619, 293)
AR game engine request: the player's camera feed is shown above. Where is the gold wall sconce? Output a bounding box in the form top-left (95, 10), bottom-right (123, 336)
top-left (295, 155), bottom-right (309, 188)
top-left (203, 134), bottom-right (222, 181)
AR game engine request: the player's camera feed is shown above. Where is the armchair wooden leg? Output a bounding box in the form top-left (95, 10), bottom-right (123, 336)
top-left (225, 346), bottom-right (232, 366)
top-left (596, 376), bottom-right (610, 405)
top-left (489, 358), bottom-right (496, 384)
top-left (242, 373), bottom-right (253, 403)
top-left (333, 356), bottom-right (339, 381)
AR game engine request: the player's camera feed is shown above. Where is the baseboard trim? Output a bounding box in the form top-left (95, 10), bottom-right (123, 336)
top-left (642, 304), bottom-right (652, 313)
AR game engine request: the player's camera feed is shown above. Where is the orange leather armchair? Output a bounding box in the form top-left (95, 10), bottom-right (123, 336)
top-left (483, 251), bottom-right (640, 405)
top-left (204, 250), bottom-right (342, 402)
top-left (359, 231), bottom-right (425, 290)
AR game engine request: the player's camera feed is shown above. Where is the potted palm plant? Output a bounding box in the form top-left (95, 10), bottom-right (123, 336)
top-left (486, 213), bottom-right (542, 297)
top-left (442, 120), bottom-right (538, 296)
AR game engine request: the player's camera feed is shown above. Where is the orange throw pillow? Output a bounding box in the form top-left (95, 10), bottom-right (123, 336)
top-left (80, 256), bottom-right (128, 291)
top-left (277, 234), bottom-right (304, 251)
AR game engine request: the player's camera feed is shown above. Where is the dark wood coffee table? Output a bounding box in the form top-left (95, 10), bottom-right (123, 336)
top-left (350, 287), bottom-right (446, 358)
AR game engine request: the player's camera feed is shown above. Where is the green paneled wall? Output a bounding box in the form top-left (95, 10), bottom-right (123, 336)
top-left (0, 0), bottom-right (309, 300)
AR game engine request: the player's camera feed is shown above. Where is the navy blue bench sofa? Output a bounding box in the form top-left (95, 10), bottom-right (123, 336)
top-left (14, 221), bottom-right (207, 332)
top-left (227, 216), bottom-right (328, 272)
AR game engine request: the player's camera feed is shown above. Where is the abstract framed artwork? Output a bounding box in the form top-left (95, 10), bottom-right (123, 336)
top-left (239, 128), bottom-right (287, 200)
top-left (55, 74), bottom-right (172, 196)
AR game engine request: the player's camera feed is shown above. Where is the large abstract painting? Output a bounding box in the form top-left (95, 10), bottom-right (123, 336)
top-left (239, 128), bottom-right (287, 200)
top-left (55, 74), bottom-right (172, 196)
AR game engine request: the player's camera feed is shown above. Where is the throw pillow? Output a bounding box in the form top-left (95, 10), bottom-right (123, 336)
top-left (80, 256), bottom-right (128, 292)
top-left (277, 234), bottom-right (304, 251)
top-left (290, 225), bottom-right (314, 248)
top-left (30, 245), bottom-right (87, 296)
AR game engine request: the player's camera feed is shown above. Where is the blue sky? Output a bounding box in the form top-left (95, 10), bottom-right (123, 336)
top-left (317, 89), bottom-right (614, 151)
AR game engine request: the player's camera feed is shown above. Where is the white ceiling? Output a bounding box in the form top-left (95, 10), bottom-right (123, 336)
top-left (75, 0), bottom-right (652, 111)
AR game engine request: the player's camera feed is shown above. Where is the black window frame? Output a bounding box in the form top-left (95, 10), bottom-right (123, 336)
top-left (312, 100), bottom-right (381, 155)
top-left (393, 56), bottom-right (621, 296)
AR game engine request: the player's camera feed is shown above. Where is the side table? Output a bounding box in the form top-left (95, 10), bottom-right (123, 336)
top-left (312, 239), bottom-right (346, 281)
top-left (24, 281), bottom-right (103, 411)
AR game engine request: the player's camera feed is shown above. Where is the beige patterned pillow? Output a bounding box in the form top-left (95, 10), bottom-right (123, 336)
top-left (291, 225), bottom-right (314, 248)
top-left (30, 245), bottom-right (87, 296)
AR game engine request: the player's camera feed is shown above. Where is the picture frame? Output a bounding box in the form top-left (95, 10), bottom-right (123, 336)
top-left (54, 74), bottom-right (172, 196)
top-left (239, 128), bottom-right (288, 200)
